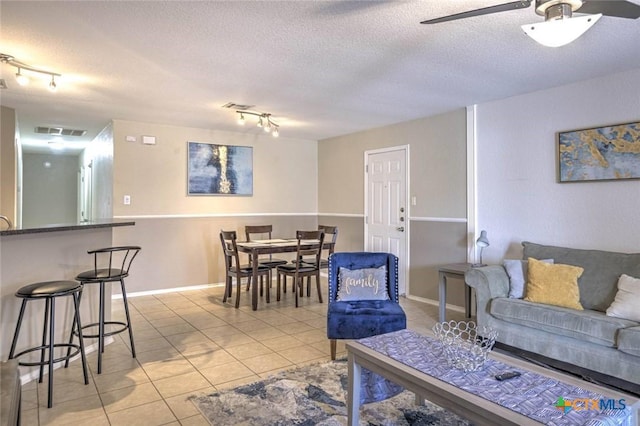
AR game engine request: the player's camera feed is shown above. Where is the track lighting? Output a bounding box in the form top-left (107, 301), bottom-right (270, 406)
top-left (1, 53), bottom-right (61, 91)
top-left (235, 110), bottom-right (280, 137)
top-left (15, 68), bottom-right (29, 85)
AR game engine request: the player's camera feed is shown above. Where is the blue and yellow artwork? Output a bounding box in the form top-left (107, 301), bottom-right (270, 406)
top-left (559, 121), bottom-right (640, 182)
top-left (188, 142), bottom-right (253, 195)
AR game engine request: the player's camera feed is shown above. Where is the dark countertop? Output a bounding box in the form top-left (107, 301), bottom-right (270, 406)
top-left (0, 219), bottom-right (135, 236)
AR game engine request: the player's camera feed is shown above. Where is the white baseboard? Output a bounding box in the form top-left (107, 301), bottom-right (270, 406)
top-left (404, 294), bottom-right (466, 314)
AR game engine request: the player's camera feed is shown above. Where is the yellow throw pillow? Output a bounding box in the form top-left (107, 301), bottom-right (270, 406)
top-left (524, 257), bottom-right (584, 310)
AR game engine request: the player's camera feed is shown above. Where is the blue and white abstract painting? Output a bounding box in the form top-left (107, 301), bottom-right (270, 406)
top-left (188, 142), bottom-right (253, 195)
top-left (558, 121), bottom-right (640, 182)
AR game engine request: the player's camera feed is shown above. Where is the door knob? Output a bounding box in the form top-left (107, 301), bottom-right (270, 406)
top-left (396, 226), bottom-right (404, 232)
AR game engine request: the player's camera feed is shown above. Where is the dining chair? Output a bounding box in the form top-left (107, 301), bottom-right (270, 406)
top-left (293, 225), bottom-right (338, 272)
top-left (244, 225), bottom-right (288, 292)
top-left (276, 230), bottom-right (325, 307)
top-left (220, 230), bottom-right (271, 308)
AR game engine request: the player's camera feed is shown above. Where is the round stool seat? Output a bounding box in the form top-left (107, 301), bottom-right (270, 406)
top-left (76, 268), bottom-right (126, 282)
top-left (16, 280), bottom-right (82, 298)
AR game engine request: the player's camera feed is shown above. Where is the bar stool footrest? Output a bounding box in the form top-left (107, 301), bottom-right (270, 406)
top-left (77, 321), bottom-right (130, 339)
top-left (12, 343), bottom-right (83, 367)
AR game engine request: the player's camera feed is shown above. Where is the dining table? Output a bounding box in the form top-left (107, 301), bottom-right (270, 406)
top-left (235, 238), bottom-right (334, 310)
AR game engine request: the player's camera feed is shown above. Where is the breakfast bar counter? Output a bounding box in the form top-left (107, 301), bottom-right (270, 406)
top-left (0, 220), bottom-right (135, 363)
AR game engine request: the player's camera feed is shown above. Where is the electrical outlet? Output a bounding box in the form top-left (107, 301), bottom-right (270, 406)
top-left (123, 195), bottom-right (131, 205)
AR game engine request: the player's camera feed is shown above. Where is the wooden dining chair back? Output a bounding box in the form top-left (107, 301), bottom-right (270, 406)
top-left (276, 230), bottom-right (325, 307)
top-left (317, 225), bottom-right (338, 268)
top-left (244, 224), bottom-right (288, 269)
top-left (219, 230), bottom-right (270, 308)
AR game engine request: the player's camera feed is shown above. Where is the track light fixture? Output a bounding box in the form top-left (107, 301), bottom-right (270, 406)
top-left (235, 110), bottom-right (280, 137)
top-left (1, 53), bottom-right (61, 91)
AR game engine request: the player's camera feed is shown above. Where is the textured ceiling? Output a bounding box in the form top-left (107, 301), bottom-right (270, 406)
top-left (1, 1), bottom-right (640, 152)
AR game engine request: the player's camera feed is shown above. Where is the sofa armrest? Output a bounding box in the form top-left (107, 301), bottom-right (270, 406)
top-left (465, 265), bottom-right (509, 327)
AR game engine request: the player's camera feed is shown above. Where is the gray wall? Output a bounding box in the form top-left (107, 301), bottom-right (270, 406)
top-left (22, 153), bottom-right (79, 227)
top-left (318, 109), bottom-right (468, 306)
top-left (111, 119), bottom-right (319, 294)
top-left (475, 68), bottom-right (640, 262)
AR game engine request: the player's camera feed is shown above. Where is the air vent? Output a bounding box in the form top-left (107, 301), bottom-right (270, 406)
top-left (0, 79), bottom-right (7, 89)
top-left (221, 102), bottom-right (255, 111)
top-left (35, 126), bottom-right (87, 137)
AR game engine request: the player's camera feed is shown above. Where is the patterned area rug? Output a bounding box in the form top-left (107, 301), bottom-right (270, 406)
top-left (189, 359), bottom-right (471, 425)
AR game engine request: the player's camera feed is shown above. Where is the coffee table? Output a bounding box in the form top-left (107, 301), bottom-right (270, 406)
top-left (346, 329), bottom-right (637, 426)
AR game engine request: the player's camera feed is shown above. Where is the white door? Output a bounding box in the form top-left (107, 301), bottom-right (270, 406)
top-left (365, 146), bottom-right (408, 295)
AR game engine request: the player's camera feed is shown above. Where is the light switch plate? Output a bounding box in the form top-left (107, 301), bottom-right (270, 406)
top-left (126, 135), bottom-right (136, 142)
top-left (142, 135), bottom-right (156, 145)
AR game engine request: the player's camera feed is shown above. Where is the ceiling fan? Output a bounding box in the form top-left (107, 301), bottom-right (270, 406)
top-left (421, 0), bottom-right (640, 47)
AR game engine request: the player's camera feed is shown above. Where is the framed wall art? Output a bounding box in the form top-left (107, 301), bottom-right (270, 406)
top-left (558, 121), bottom-right (640, 183)
top-left (187, 142), bottom-right (253, 195)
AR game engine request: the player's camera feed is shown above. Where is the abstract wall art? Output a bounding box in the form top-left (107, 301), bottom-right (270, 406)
top-left (558, 121), bottom-right (640, 182)
top-left (187, 142), bottom-right (253, 195)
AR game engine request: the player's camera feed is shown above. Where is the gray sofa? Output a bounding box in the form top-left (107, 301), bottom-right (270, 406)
top-left (465, 241), bottom-right (640, 394)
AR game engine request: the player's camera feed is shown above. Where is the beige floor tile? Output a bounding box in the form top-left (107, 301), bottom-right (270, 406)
top-left (142, 309), bottom-right (180, 321)
top-left (179, 414), bottom-right (210, 425)
top-left (207, 332), bottom-right (256, 348)
top-left (277, 321), bottom-right (315, 334)
top-left (198, 361), bottom-right (255, 385)
top-left (156, 322), bottom-right (198, 337)
top-left (164, 388), bottom-right (213, 420)
top-left (135, 346), bottom-right (183, 364)
top-left (294, 328), bottom-right (328, 344)
top-left (21, 387), bottom-right (38, 410)
top-left (36, 376), bottom-right (98, 407)
top-left (152, 371), bottom-right (211, 399)
top-left (87, 352), bottom-right (138, 375)
top-left (107, 399), bottom-right (176, 426)
top-left (224, 341), bottom-right (273, 360)
top-left (100, 382), bottom-right (162, 413)
top-left (179, 312), bottom-right (227, 328)
top-left (199, 324), bottom-right (242, 339)
top-left (142, 358), bottom-right (197, 381)
top-left (151, 316), bottom-right (190, 328)
top-left (20, 408), bottom-right (39, 425)
top-left (241, 352), bottom-right (293, 374)
top-left (38, 394), bottom-right (106, 425)
top-left (278, 345), bottom-right (326, 364)
top-left (259, 334), bottom-right (305, 351)
top-left (131, 336), bottom-right (175, 354)
top-left (185, 348), bottom-right (236, 370)
top-left (243, 325), bottom-right (287, 340)
top-left (92, 365), bottom-right (150, 393)
top-left (173, 340), bottom-right (222, 358)
top-left (131, 327), bottom-right (164, 341)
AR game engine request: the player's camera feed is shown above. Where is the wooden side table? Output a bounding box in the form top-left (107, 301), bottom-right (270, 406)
top-left (438, 263), bottom-right (473, 322)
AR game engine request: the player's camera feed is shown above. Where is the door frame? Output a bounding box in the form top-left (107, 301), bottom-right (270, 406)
top-left (363, 144), bottom-right (410, 295)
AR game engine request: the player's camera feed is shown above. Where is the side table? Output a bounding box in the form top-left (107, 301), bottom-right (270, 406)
top-left (438, 262), bottom-right (473, 322)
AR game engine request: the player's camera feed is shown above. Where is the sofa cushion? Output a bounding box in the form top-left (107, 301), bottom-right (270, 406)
top-left (522, 241), bottom-right (640, 312)
top-left (606, 274), bottom-right (640, 322)
top-left (524, 258), bottom-right (583, 310)
top-left (504, 258), bottom-right (553, 299)
top-left (618, 326), bottom-right (640, 357)
top-left (490, 297), bottom-right (638, 347)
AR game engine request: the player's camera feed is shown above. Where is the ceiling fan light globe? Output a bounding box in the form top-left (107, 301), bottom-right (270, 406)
top-left (521, 13), bottom-right (601, 47)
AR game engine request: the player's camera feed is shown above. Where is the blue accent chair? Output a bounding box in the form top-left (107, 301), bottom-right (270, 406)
top-left (327, 252), bottom-right (407, 360)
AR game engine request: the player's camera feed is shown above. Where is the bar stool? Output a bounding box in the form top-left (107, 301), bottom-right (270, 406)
top-left (8, 280), bottom-right (89, 408)
top-left (71, 246), bottom-right (140, 374)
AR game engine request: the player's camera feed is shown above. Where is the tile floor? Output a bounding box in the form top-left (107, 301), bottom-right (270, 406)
top-left (18, 279), bottom-right (468, 425)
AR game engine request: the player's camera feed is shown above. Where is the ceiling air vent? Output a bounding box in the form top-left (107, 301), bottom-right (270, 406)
top-left (221, 102), bottom-right (255, 111)
top-left (35, 126), bottom-right (87, 137)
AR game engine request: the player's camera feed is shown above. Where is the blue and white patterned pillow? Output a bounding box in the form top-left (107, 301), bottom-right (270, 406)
top-left (336, 265), bottom-right (389, 301)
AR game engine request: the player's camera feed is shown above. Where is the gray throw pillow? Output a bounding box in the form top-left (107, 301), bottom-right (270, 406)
top-left (337, 265), bottom-right (389, 301)
top-left (504, 258), bottom-right (554, 298)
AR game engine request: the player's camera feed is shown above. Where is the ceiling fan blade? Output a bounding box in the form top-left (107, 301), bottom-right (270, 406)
top-left (420, 0), bottom-right (532, 24)
top-left (576, 0), bottom-right (640, 19)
